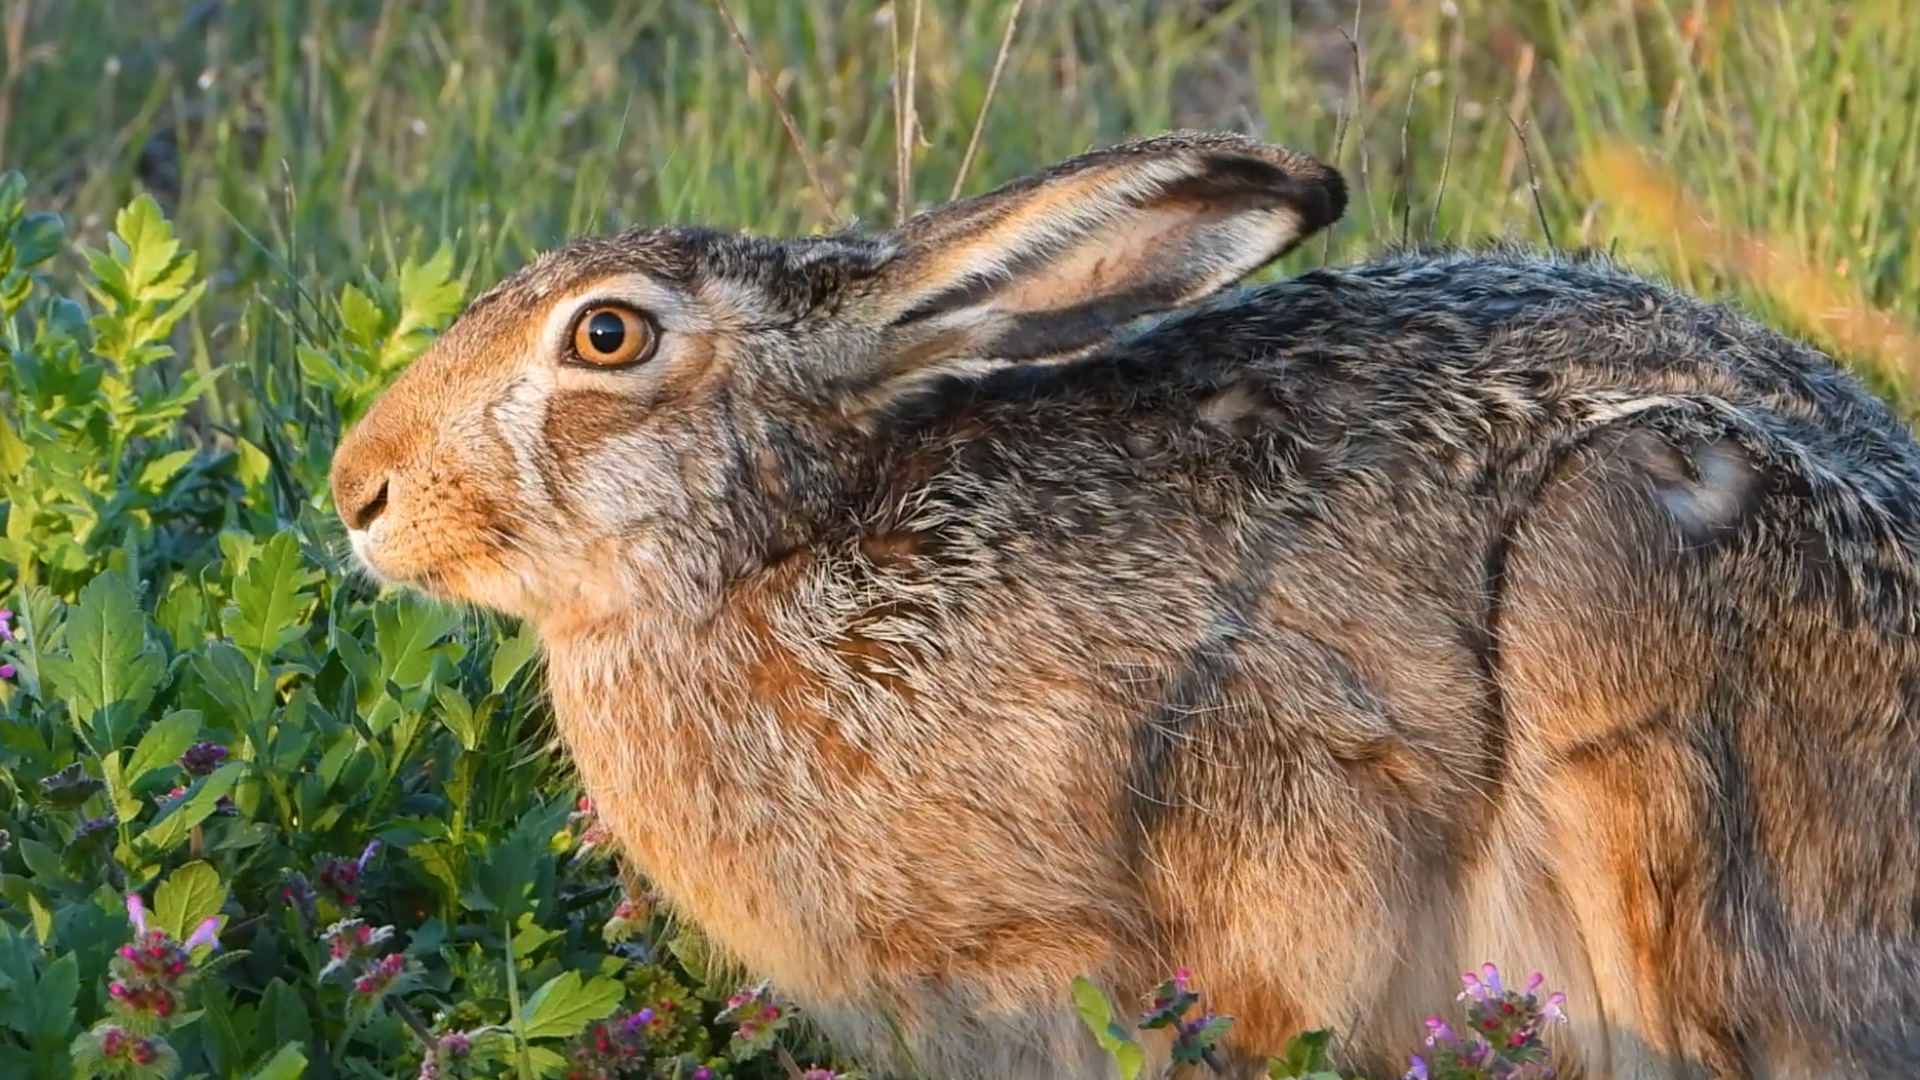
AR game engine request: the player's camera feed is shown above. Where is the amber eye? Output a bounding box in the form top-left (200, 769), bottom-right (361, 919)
top-left (569, 304), bottom-right (658, 368)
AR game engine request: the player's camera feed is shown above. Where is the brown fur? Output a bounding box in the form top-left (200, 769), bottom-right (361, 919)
top-left (329, 130), bottom-right (1920, 1079)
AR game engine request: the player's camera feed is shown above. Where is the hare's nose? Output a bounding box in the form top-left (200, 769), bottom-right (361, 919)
top-left (339, 475), bottom-right (392, 531)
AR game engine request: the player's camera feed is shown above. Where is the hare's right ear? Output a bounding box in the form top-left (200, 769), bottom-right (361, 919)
top-left (856, 130), bottom-right (1346, 386)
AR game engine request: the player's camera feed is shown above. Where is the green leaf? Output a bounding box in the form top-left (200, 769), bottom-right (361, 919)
top-left (374, 597), bottom-right (462, 693)
top-left (1070, 976), bottom-right (1143, 1080)
top-left (98, 751), bottom-right (143, 824)
top-left (1267, 1029), bottom-right (1335, 1080)
top-left (13, 212), bottom-right (64, 267)
top-left (136, 762), bottom-right (244, 856)
top-left (244, 1042), bottom-right (308, 1080)
top-left (135, 448), bottom-right (199, 493)
top-left (153, 860), bottom-right (227, 944)
top-left (125, 710), bottom-right (203, 786)
top-left (433, 684), bottom-right (484, 752)
top-left (257, 980), bottom-right (313, 1060)
top-left (518, 969), bottom-right (624, 1040)
top-left (0, 414), bottom-right (27, 481)
top-left (489, 621), bottom-right (540, 692)
top-left (410, 839), bottom-right (463, 907)
top-left (222, 530), bottom-right (322, 668)
top-left (30, 950), bottom-right (78, 1047)
top-left (39, 568), bottom-right (165, 748)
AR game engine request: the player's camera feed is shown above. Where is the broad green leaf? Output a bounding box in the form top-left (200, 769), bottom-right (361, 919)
top-left (1070, 976), bottom-right (1143, 1080)
top-left (30, 950), bottom-right (78, 1048)
top-left (125, 710), bottom-right (203, 786)
top-left (410, 839), bottom-right (462, 907)
top-left (153, 860), bottom-right (227, 944)
top-left (489, 621), bottom-right (540, 692)
top-left (222, 531), bottom-right (322, 668)
top-left (12, 211), bottom-right (64, 267)
top-left (244, 1041), bottom-right (308, 1080)
top-left (518, 969), bottom-right (624, 1040)
top-left (136, 762), bottom-right (244, 856)
top-left (98, 751), bottom-right (143, 824)
top-left (374, 597), bottom-right (463, 692)
top-left (433, 684), bottom-right (484, 752)
top-left (257, 980), bottom-right (313, 1060)
top-left (39, 568), bottom-right (165, 747)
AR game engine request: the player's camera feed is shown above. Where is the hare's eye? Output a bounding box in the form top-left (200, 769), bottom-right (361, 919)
top-left (568, 304), bottom-right (658, 368)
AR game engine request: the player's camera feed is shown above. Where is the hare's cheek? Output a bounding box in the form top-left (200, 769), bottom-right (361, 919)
top-left (570, 440), bottom-right (687, 527)
top-left (485, 378), bottom-right (561, 508)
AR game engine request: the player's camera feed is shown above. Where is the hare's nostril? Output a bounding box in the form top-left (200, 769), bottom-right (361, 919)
top-left (346, 477), bottom-right (391, 531)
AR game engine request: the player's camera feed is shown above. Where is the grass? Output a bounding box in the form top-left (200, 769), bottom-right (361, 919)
top-left (7, 0), bottom-right (1917, 411)
top-left (0, 1), bottom-right (1918, 1078)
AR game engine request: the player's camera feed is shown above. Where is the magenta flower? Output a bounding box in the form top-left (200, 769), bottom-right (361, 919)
top-left (0, 608), bottom-right (14, 641)
top-left (0, 663), bottom-right (14, 680)
top-left (1404, 1054), bottom-right (1429, 1080)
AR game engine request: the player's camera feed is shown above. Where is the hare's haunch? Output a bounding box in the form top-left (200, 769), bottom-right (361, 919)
top-left (331, 130), bottom-right (1920, 1080)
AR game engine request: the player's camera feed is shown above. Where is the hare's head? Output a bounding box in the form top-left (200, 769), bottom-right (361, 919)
top-left (327, 131), bottom-right (1346, 624)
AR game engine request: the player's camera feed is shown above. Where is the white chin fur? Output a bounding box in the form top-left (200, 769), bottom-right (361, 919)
top-left (345, 528), bottom-right (389, 583)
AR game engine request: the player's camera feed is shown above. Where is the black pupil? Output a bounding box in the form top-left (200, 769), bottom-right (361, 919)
top-left (586, 311), bottom-right (627, 355)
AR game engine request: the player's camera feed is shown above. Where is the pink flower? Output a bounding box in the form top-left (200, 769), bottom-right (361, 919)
top-left (125, 894), bottom-right (147, 936)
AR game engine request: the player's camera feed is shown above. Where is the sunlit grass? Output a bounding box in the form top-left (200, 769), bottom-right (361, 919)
top-left (3, 0), bottom-right (1916, 413)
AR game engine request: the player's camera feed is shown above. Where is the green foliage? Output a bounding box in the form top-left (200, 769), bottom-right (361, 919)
top-left (0, 178), bottom-right (851, 1080)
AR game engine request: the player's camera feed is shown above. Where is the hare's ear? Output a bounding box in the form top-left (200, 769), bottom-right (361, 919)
top-left (864, 130), bottom-right (1345, 376)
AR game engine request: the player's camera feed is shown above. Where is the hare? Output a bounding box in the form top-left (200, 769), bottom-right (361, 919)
top-left (329, 130), bottom-right (1920, 1080)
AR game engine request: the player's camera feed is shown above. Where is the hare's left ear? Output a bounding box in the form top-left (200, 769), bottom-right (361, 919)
top-left (862, 130), bottom-right (1346, 377)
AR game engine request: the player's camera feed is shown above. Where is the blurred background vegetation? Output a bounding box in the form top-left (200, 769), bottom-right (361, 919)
top-left (5, 0), bottom-right (1918, 415)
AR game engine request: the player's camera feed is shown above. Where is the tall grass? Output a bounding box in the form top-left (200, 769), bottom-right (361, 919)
top-left (8, 1), bottom-right (1915, 410)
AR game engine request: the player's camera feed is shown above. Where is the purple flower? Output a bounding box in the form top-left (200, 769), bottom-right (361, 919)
top-left (1404, 1054), bottom-right (1429, 1080)
top-left (1542, 990), bottom-right (1568, 1024)
top-left (126, 893), bottom-right (148, 936)
top-left (177, 741), bottom-right (228, 777)
top-left (0, 663), bottom-right (14, 680)
top-left (1424, 1016), bottom-right (1456, 1045)
top-left (1460, 961), bottom-right (1508, 1003)
top-left (183, 917), bottom-right (221, 952)
top-left (0, 608), bottom-right (14, 641)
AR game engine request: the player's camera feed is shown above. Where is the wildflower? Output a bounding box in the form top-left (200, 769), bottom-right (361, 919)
top-left (1139, 968), bottom-right (1203, 1030)
top-left (177, 741), bottom-right (228, 777)
top-left (603, 893), bottom-right (651, 945)
top-left (439, 1031), bottom-right (472, 1060)
top-left (0, 663), bottom-right (13, 679)
top-left (39, 761), bottom-right (105, 807)
top-left (316, 840), bottom-right (382, 908)
top-left (75, 813), bottom-right (117, 845)
top-left (319, 918), bottom-right (396, 980)
top-left (353, 952), bottom-right (411, 996)
top-left (281, 870), bottom-right (319, 929)
top-left (800, 1070), bottom-right (839, 1080)
top-left (563, 1008), bottom-right (650, 1078)
top-left (0, 608), bottom-right (14, 642)
top-left (1404, 1055), bottom-right (1429, 1080)
top-left (108, 894), bottom-right (218, 1025)
top-left (1458, 962), bottom-right (1504, 1003)
top-left (71, 1023), bottom-right (180, 1078)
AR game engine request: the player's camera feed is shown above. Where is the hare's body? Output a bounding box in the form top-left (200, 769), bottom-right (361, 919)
top-left (331, 133), bottom-right (1920, 1079)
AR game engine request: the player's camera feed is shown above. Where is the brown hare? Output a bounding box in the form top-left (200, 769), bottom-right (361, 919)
top-left (328, 130), bottom-right (1920, 1080)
